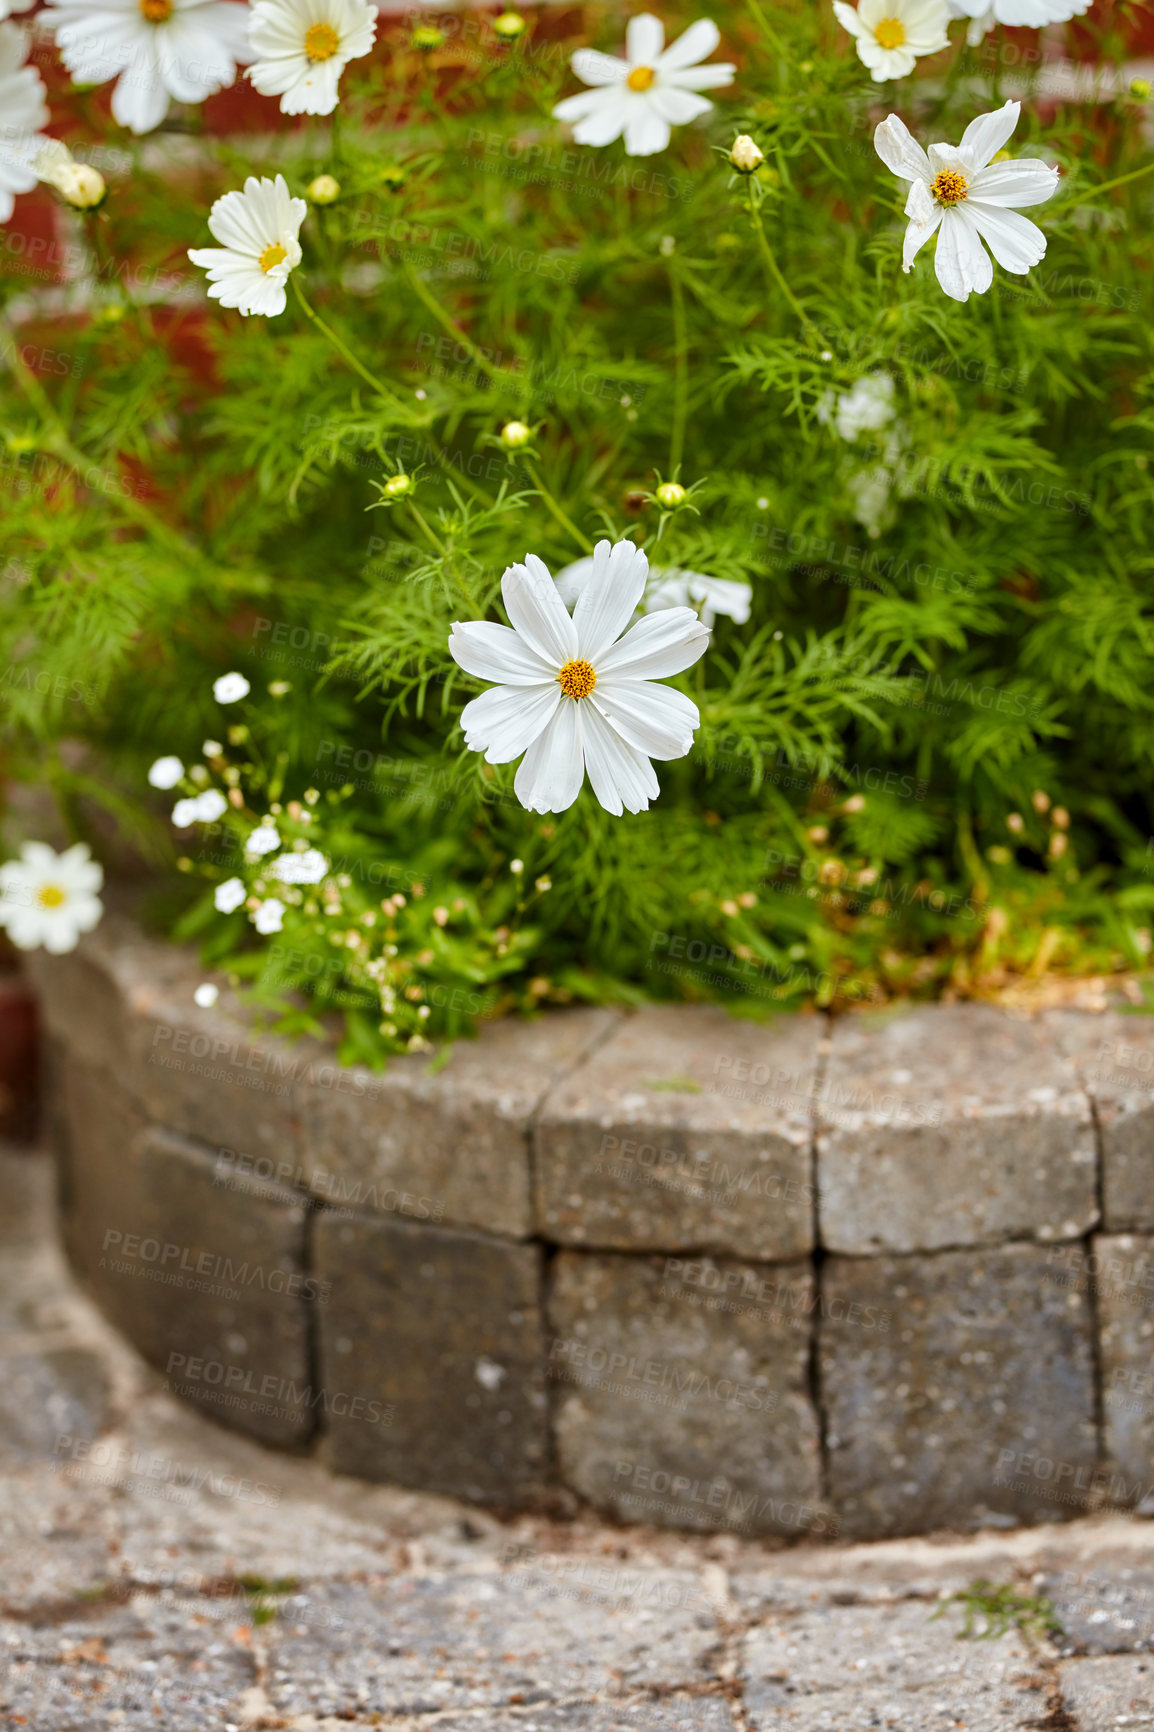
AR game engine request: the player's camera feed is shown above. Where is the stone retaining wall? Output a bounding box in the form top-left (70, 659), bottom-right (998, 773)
top-left (27, 914), bottom-right (1154, 1542)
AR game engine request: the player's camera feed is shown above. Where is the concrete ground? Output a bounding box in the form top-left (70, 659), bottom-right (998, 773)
top-left (3, 1140), bottom-right (1154, 1730)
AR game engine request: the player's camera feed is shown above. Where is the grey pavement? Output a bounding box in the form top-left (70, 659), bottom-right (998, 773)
top-left (4, 1140), bottom-right (1154, 1729)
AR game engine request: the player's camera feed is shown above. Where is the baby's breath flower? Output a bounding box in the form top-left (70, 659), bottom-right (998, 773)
top-left (213, 671), bottom-right (251, 703)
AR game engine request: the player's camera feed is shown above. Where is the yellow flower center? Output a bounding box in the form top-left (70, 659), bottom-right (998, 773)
top-left (37, 884), bottom-right (66, 909)
top-left (627, 65), bottom-right (656, 91)
top-left (557, 658), bottom-right (597, 700)
top-left (258, 242), bottom-right (288, 274)
top-left (139, 0), bottom-right (173, 20)
top-left (932, 168), bottom-right (969, 205)
top-left (874, 16), bottom-right (906, 48)
top-left (305, 21), bottom-right (340, 60)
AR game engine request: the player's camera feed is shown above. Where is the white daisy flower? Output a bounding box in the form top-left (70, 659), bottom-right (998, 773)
top-left (874, 99), bottom-right (1059, 303)
top-left (148, 754), bottom-right (185, 789)
top-left (245, 821), bottom-right (281, 858)
top-left (269, 847), bottom-right (328, 884)
top-left (553, 13), bottom-right (734, 158)
top-left (248, 0), bottom-right (376, 117)
top-left (0, 841), bottom-right (103, 955)
top-left (946, 0), bottom-right (1090, 45)
top-left (833, 0), bottom-right (949, 81)
top-left (42, 0), bottom-right (250, 135)
top-left (252, 896), bottom-right (286, 934)
top-left (818, 373), bottom-right (897, 442)
top-left (448, 538), bottom-right (709, 817)
top-left (555, 557), bottom-right (751, 628)
top-left (189, 177), bottom-right (306, 319)
top-left (212, 669), bottom-right (252, 701)
top-left (172, 789), bottom-right (228, 826)
top-left (0, 25), bottom-right (48, 226)
top-left (193, 982), bottom-right (220, 1007)
top-left (214, 876), bottom-right (247, 912)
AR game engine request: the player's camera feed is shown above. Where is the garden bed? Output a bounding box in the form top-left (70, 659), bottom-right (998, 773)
top-left (28, 910), bottom-right (1154, 1542)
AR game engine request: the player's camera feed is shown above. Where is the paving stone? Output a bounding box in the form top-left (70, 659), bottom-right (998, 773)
top-left (314, 1210), bottom-right (550, 1505)
top-left (816, 1004), bottom-right (1098, 1254)
top-left (420, 1704), bottom-right (739, 1731)
top-left (535, 1005), bottom-right (821, 1260)
top-left (1091, 1234), bottom-right (1154, 1497)
top-left (1056, 1653), bottom-right (1154, 1728)
top-left (1041, 1557), bottom-right (1154, 1653)
top-left (1048, 1009), bottom-right (1154, 1230)
top-left (0, 1345), bottom-right (113, 1466)
top-left (742, 1601), bottom-right (1046, 1730)
top-left (262, 1572), bottom-right (720, 1716)
top-left (547, 1250), bottom-right (826, 1537)
top-left (821, 1244), bottom-right (1098, 1540)
top-left (57, 1059), bottom-right (314, 1447)
top-left (300, 1007), bottom-right (618, 1242)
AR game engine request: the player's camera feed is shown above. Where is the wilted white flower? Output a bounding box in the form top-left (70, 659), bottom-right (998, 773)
top-left (874, 100), bottom-right (1059, 302)
top-left (42, 0), bottom-right (249, 134)
top-left (248, 0), bottom-right (376, 115)
top-left (946, 0), bottom-right (1089, 44)
top-left (270, 848), bottom-right (328, 884)
top-left (0, 25), bottom-right (48, 225)
top-left (0, 841), bottom-right (103, 954)
top-left (212, 670), bottom-right (251, 702)
top-left (189, 177), bottom-right (306, 319)
top-left (193, 982), bottom-right (220, 1007)
top-left (449, 539), bottom-right (709, 816)
top-left (148, 755), bottom-right (184, 789)
top-left (245, 822), bottom-right (281, 858)
top-left (252, 897), bottom-right (285, 933)
top-left (172, 789), bottom-right (228, 826)
top-left (214, 876), bottom-right (246, 912)
top-left (833, 0), bottom-right (949, 81)
top-left (556, 558), bottom-right (751, 628)
top-left (553, 14), bottom-right (734, 158)
top-left (818, 374), bottom-right (896, 442)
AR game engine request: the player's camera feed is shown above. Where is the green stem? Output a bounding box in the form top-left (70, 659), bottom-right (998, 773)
top-left (400, 259), bottom-right (493, 379)
top-left (1065, 158), bottom-right (1154, 207)
top-left (746, 179), bottom-right (819, 342)
top-left (668, 260), bottom-right (688, 477)
top-left (407, 499), bottom-right (445, 553)
top-left (745, 0), bottom-right (790, 60)
top-left (524, 456), bottom-right (593, 553)
top-left (292, 274), bottom-right (408, 409)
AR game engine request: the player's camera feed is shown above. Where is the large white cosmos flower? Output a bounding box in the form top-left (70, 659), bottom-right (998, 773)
top-left (555, 557), bottom-right (751, 628)
top-left (248, 0), bottom-right (376, 116)
top-left (874, 99), bottom-right (1059, 302)
top-left (553, 14), bottom-right (734, 158)
top-left (43, 0), bottom-right (249, 134)
top-left (946, 0), bottom-right (1090, 44)
top-left (833, 0), bottom-right (950, 82)
top-left (188, 174), bottom-right (307, 317)
top-left (0, 25), bottom-right (48, 225)
top-left (449, 539), bottom-right (710, 816)
top-left (0, 841), bottom-right (103, 954)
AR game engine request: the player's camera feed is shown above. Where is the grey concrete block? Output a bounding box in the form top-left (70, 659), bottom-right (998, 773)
top-left (536, 1005), bottom-right (821, 1259)
top-left (1048, 1009), bottom-right (1154, 1229)
top-left (1056, 1655), bottom-right (1154, 1729)
top-left (817, 1003), bottom-right (1098, 1254)
top-left (1091, 1233), bottom-right (1154, 1495)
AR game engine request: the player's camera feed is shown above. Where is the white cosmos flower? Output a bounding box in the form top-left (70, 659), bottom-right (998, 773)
top-left (946, 0), bottom-right (1089, 43)
top-left (269, 847), bottom-right (328, 884)
top-left (189, 177), bottom-right (306, 319)
top-left (818, 373), bottom-right (896, 442)
top-left (172, 789), bottom-right (228, 826)
top-left (833, 0), bottom-right (949, 81)
top-left (245, 821), bottom-right (281, 858)
top-left (253, 896), bottom-right (286, 933)
top-left (214, 876), bottom-right (247, 912)
top-left (42, 0), bottom-right (249, 135)
top-left (213, 669), bottom-right (252, 701)
top-left (0, 841), bottom-right (103, 954)
top-left (553, 13), bottom-right (734, 158)
top-left (449, 538), bottom-right (709, 817)
top-left (555, 557), bottom-right (751, 628)
top-left (248, 0), bottom-right (376, 116)
top-left (148, 754), bottom-right (184, 789)
top-left (874, 100), bottom-right (1059, 303)
top-left (0, 25), bottom-right (48, 225)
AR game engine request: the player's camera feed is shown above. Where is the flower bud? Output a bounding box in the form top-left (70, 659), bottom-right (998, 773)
top-left (1131, 77), bottom-right (1151, 100)
top-left (493, 10), bottom-right (526, 38)
top-left (411, 22), bottom-right (445, 49)
top-left (34, 141), bottom-right (106, 209)
top-left (308, 173), bottom-right (341, 204)
top-left (500, 420), bottom-right (532, 449)
top-left (379, 163), bottom-right (406, 191)
top-left (655, 481), bottom-right (687, 508)
top-left (729, 134), bottom-right (764, 174)
top-left (383, 472), bottom-right (413, 497)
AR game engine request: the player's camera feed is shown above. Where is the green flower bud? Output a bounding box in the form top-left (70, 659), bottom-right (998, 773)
top-left (655, 481), bottom-right (687, 508)
top-left (308, 173), bottom-right (341, 204)
top-left (500, 420), bottom-right (533, 449)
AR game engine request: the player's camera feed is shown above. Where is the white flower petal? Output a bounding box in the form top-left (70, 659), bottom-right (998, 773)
top-left (657, 15), bottom-right (718, 67)
top-left (449, 619), bottom-right (556, 686)
top-left (624, 106), bottom-right (671, 157)
top-left (573, 538), bottom-right (648, 663)
top-left (965, 201), bottom-right (1047, 272)
top-left (514, 702), bottom-right (585, 814)
top-left (970, 157), bottom-right (1059, 208)
top-left (597, 608), bottom-right (710, 680)
top-left (582, 702), bottom-right (660, 816)
top-left (459, 681), bottom-right (560, 762)
top-left (958, 99), bottom-right (1021, 170)
top-left (502, 556), bottom-right (578, 666)
top-left (594, 679), bottom-right (700, 760)
top-left (625, 11), bottom-right (664, 65)
top-left (934, 207), bottom-right (992, 301)
top-left (649, 84), bottom-right (713, 124)
top-left (874, 113), bottom-right (931, 183)
top-left (569, 45), bottom-right (625, 85)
